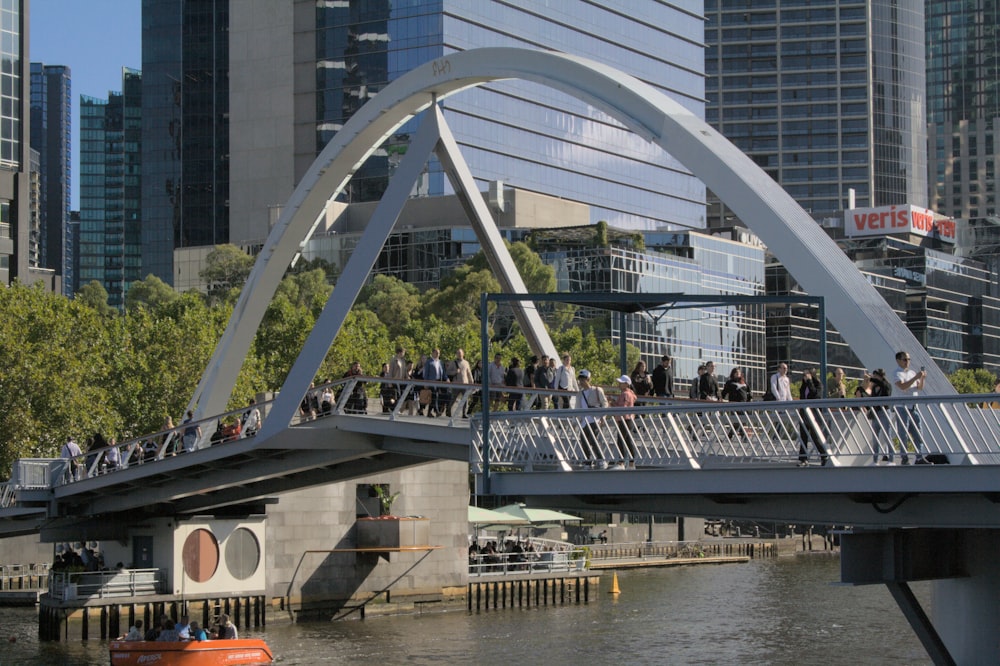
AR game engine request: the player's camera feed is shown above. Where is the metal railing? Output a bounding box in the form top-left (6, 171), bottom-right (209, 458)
top-left (472, 392), bottom-right (1000, 471)
top-left (47, 567), bottom-right (164, 600)
top-left (10, 384), bottom-right (1000, 508)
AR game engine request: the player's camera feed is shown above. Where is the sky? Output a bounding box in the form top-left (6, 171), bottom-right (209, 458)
top-left (29, 0), bottom-right (142, 210)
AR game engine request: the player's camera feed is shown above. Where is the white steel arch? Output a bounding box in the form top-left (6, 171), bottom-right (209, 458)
top-left (192, 47), bottom-right (951, 426)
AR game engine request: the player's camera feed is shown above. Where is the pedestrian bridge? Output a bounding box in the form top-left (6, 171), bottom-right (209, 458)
top-left (4, 377), bottom-right (1000, 539)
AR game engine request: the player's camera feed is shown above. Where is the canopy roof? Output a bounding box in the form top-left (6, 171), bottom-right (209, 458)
top-left (468, 505), bottom-right (529, 525)
top-left (493, 503), bottom-right (581, 523)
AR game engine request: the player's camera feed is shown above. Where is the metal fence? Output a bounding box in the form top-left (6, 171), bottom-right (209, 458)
top-left (472, 392), bottom-right (1000, 471)
top-left (47, 568), bottom-right (164, 600)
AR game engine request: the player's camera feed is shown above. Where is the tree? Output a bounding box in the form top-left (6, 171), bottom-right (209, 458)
top-left (76, 280), bottom-right (116, 316)
top-left (357, 274), bottom-right (422, 339)
top-left (200, 244), bottom-right (255, 304)
top-left (274, 268), bottom-right (332, 316)
top-left (125, 274), bottom-right (180, 312)
top-left (949, 368), bottom-right (997, 394)
top-left (0, 283), bottom-right (115, 472)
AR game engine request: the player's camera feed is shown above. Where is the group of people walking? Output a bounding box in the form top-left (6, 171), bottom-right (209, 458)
top-left (765, 351), bottom-right (927, 466)
top-left (296, 344), bottom-right (933, 468)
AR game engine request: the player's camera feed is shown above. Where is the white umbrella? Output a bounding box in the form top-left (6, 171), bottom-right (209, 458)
top-left (468, 505), bottom-right (529, 525)
top-left (493, 503), bottom-right (581, 524)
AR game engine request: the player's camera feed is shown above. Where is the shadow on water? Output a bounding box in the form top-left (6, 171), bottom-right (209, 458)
top-left (0, 555), bottom-right (931, 665)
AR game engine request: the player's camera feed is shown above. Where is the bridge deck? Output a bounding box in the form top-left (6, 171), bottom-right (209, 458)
top-left (3, 379), bottom-right (1000, 534)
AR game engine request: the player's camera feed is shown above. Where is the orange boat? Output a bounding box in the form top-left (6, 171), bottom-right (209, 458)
top-left (109, 639), bottom-right (273, 665)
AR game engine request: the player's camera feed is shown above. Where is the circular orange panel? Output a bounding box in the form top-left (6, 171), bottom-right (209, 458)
top-left (182, 528), bottom-right (219, 583)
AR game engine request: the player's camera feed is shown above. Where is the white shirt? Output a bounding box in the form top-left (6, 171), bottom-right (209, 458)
top-left (770, 372), bottom-right (792, 401)
top-left (894, 366), bottom-right (921, 396)
top-left (556, 366), bottom-right (579, 392)
top-left (61, 440), bottom-right (82, 459)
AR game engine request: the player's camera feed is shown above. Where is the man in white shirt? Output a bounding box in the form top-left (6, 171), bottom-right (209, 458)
top-left (893, 351), bottom-right (926, 464)
top-left (769, 363), bottom-right (792, 401)
top-left (555, 354), bottom-right (579, 409)
top-left (61, 436), bottom-right (82, 481)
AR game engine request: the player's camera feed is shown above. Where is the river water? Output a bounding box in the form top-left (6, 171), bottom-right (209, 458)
top-left (0, 554), bottom-right (932, 665)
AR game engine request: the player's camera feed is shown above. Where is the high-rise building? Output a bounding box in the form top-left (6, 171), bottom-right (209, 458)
top-left (926, 1), bottom-right (1000, 222)
top-left (78, 69), bottom-right (143, 309)
top-left (141, 0), bottom-right (230, 286)
top-left (0, 1), bottom-right (52, 288)
top-left (704, 0), bottom-right (928, 226)
top-left (227, 0), bottom-right (707, 247)
top-left (29, 63), bottom-right (72, 292)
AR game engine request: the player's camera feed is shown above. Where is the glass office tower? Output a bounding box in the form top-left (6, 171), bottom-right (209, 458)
top-left (141, 0), bottom-right (230, 285)
top-left (926, 1), bottom-right (1000, 221)
top-left (30, 63), bottom-right (72, 289)
top-left (230, 0), bottom-right (707, 245)
top-left (78, 69), bottom-right (143, 310)
top-left (704, 0), bottom-right (928, 224)
top-left (0, 0), bottom-right (26, 285)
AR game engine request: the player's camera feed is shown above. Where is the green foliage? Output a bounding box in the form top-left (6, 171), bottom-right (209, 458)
top-left (594, 220), bottom-right (609, 247)
top-left (948, 368), bottom-right (998, 394)
top-left (358, 274), bottom-right (423, 339)
top-left (200, 244), bottom-right (255, 304)
top-left (76, 280), bottom-right (117, 316)
top-left (373, 483), bottom-right (400, 515)
top-left (125, 274), bottom-right (180, 312)
top-left (319, 309), bottom-right (391, 381)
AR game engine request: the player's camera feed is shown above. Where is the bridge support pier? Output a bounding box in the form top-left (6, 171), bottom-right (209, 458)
top-left (841, 528), bottom-right (1000, 665)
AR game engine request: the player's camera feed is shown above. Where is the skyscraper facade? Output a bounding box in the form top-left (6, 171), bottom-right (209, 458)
top-left (0, 0), bottom-right (38, 287)
top-left (926, 1), bottom-right (1000, 222)
top-left (228, 0), bottom-right (707, 246)
top-left (704, 0), bottom-right (928, 225)
top-left (141, 0), bottom-right (230, 286)
top-left (29, 63), bottom-right (72, 291)
top-left (78, 69), bottom-right (143, 308)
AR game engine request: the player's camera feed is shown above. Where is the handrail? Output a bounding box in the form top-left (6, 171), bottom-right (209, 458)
top-left (8, 387), bottom-right (1000, 508)
top-left (47, 567), bottom-right (164, 600)
top-left (468, 548), bottom-right (587, 576)
top-left (471, 392), bottom-right (1000, 471)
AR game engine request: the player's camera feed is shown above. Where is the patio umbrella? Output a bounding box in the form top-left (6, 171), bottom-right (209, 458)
top-left (468, 505), bottom-right (529, 525)
top-left (493, 503), bottom-right (581, 524)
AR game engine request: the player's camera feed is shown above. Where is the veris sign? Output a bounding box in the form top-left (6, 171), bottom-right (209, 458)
top-left (844, 205), bottom-right (956, 243)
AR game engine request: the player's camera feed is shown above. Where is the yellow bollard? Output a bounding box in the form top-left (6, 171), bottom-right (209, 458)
top-left (609, 571), bottom-right (621, 595)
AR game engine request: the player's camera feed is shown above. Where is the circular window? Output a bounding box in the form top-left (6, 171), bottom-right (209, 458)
top-left (182, 529), bottom-right (219, 583)
top-left (225, 527), bottom-right (261, 580)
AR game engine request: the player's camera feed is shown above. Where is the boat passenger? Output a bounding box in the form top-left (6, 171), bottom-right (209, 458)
top-left (157, 619), bottom-right (180, 642)
top-left (188, 621), bottom-right (208, 641)
top-left (175, 614), bottom-right (191, 640)
top-left (217, 614), bottom-right (238, 640)
top-left (123, 619), bottom-right (143, 641)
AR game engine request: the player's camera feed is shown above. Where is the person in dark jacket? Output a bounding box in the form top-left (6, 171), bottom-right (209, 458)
top-left (651, 355), bottom-right (674, 398)
top-left (698, 362), bottom-right (720, 400)
top-left (797, 369), bottom-right (829, 466)
top-left (866, 368), bottom-right (895, 463)
top-left (505, 357), bottom-right (524, 411)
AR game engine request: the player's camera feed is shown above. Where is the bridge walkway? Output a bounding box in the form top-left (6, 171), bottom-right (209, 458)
top-left (3, 378), bottom-right (1000, 534)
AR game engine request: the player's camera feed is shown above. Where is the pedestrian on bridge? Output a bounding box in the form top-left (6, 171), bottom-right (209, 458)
top-left (60, 436), bottom-right (82, 482)
top-left (533, 354), bottom-right (554, 410)
top-left (182, 410), bottom-right (202, 453)
top-left (866, 369), bottom-right (895, 463)
top-left (797, 369), bottom-right (830, 466)
top-left (893, 351), bottom-right (927, 464)
top-left (614, 375), bottom-right (638, 468)
top-left (652, 355), bottom-right (674, 398)
top-left (578, 370), bottom-right (609, 467)
top-left (449, 348), bottom-right (474, 417)
top-left (555, 354), bottom-right (579, 409)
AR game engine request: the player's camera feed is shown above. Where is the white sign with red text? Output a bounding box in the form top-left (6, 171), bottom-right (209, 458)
top-left (845, 205), bottom-right (956, 243)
